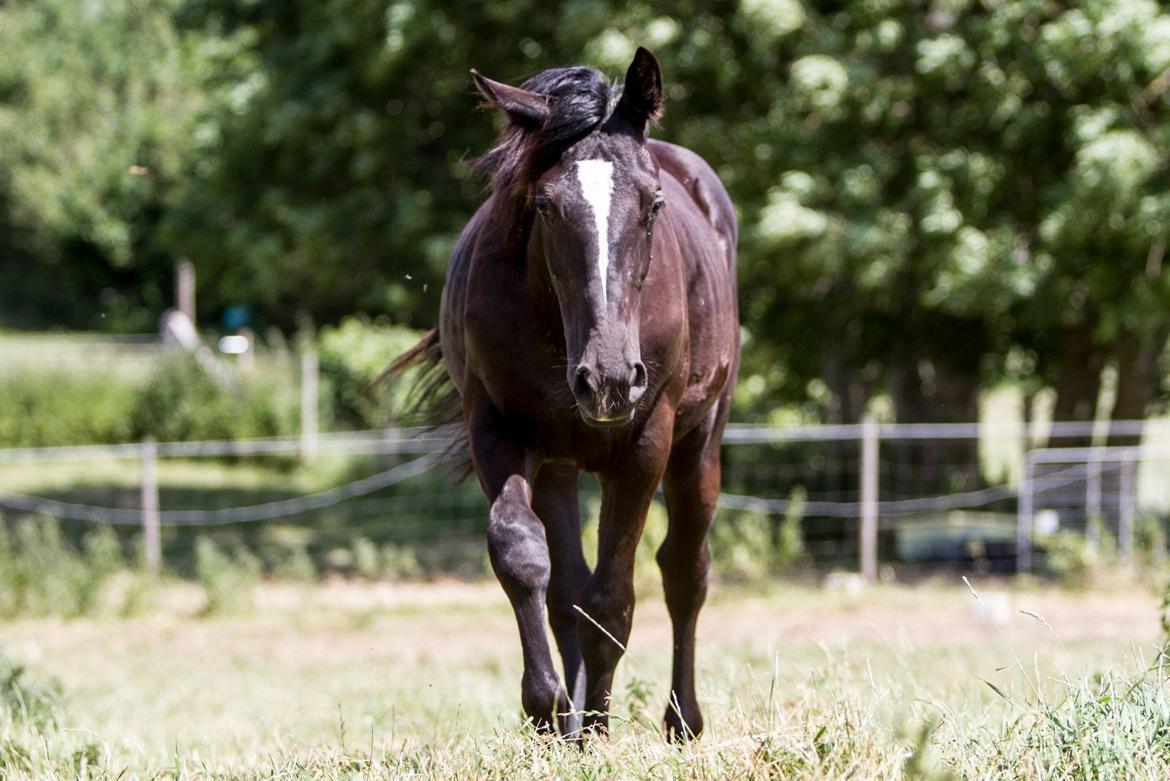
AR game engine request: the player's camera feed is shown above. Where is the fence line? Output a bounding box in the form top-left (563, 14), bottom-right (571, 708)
top-left (0, 452), bottom-right (441, 527)
top-left (2, 420), bottom-right (1168, 576)
top-left (722, 418), bottom-right (1164, 443)
top-left (0, 427), bottom-right (454, 464)
top-left (0, 419), bottom-right (1159, 464)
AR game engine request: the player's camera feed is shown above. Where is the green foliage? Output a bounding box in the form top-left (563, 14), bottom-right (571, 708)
top-left (133, 354), bottom-right (299, 442)
top-left (964, 668), bottom-right (1170, 778)
top-left (0, 352), bottom-right (300, 448)
top-left (1039, 523), bottom-right (1118, 589)
top-left (710, 487), bottom-right (809, 581)
top-left (267, 537), bottom-right (318, 582)
top-left (316, 317), bottom-right (427, 428)
top-left (194, 536), bottom-right (260, 615)
top-left (0, 370), bottom-right (140, 447)
top-left (1135, 513), bottom-right (1167, 571)
top-left (0, 654), bottom-right (61, 731)
top-left (4, 0), bottom-right (1170, 424)
top-left (777, 486), bottom-right (808, 568)
top-left (380, 542), bottom-right (423, 581)
top-left (0, 0), bottom-right (241, 330)
top-left (0, 517), bottom-right (131, 617)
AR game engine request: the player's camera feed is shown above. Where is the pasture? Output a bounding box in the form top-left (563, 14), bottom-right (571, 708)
top-left (1, 578), bottom-right (1165, 779)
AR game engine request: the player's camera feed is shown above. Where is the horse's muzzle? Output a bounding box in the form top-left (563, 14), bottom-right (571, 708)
top-left (572, 361), bottom-right (648, 426)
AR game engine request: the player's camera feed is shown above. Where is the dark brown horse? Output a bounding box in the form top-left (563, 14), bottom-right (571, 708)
top-left (396, 48), bottom-right (739, 740)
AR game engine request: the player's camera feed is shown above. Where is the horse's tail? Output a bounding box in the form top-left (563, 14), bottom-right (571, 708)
top-left (374, 328), bottom-right (469, 470)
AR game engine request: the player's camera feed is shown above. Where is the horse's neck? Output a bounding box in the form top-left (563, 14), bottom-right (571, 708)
top-left (478, 201), bottom-right (560, 315)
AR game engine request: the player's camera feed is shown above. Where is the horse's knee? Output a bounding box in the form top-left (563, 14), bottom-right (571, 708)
top-left (487, 479), bottom-right (550, 600)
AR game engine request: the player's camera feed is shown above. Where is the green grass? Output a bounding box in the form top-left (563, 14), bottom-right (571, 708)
top-left (0, 580), bottom-right (1165, 778)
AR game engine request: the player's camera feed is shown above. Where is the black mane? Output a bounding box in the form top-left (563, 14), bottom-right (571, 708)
top-left (475, 66), bottom-right (620, 204)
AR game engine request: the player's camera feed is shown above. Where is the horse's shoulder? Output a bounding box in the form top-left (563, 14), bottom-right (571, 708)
top-left (648, 139), bottom-right (737, 252)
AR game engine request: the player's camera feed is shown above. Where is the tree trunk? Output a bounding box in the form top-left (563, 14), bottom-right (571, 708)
top-left (1107, 334), bottom-right (1166, 448)
top-left (1050, 324), bottom-right (1105, 449)
top-left (887, 355), bottom-right (982, 494)
top-left (822, 351), bottom-right (869, 424)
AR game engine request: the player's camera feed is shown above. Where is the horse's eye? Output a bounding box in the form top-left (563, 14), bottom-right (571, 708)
top-left (534, 192), bottom-right (551, 217)
top-left (649, 193), bottom-right (665, 221)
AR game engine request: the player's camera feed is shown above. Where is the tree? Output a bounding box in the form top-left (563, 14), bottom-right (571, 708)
top-left (0, 0), bottom-right (223, 330)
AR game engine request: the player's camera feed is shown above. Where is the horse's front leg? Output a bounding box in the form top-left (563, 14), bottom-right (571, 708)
top-left (532, 464), bottom-right (590, 735)
top-left (468, 395), bottom-right (568, 733)
top-left (578, 407), bottom-right (673, 736)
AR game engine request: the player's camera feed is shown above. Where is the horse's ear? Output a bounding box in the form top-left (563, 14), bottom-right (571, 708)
top-left (616, 47), bottom-right (663, 133)
top-left (470, 69), bottom-right (549, 128)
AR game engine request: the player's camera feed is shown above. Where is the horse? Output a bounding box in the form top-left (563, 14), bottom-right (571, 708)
top-left (393, 47), bottom-right (739, 740)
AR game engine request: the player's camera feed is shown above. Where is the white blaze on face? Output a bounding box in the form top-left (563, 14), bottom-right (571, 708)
top-left (574, 159), bottom-right (615, 304)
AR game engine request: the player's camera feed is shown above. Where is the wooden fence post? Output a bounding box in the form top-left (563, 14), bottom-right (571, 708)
top-left (141, 438), bottom-right (161, 573)
top-left (1120, 449), bottom-right (1137, 563)
top-left (1017, 449), bottom-right (1033, 574)
top-left (176, 259), bottom-right (196, 322)
top-left (300, 349), bottom-right (319, 461)
top-left (860, 414), bottom-right (879, 583)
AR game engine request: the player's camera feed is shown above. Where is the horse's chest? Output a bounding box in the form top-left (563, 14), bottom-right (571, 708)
top-left (465, 304), bottom-right (567, 418)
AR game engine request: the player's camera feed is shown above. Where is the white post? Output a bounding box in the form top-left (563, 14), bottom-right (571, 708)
top-left (1017, 449), bottom-right (1033, 573)
top-left (300, 349), bottom-right (319, 461)
top-left (176, 259), bottom-right (196, 322)
top-left (1086, 451), bottom-right (1102, 548)
top-left (141, 438), bottom-right (161, 573)
top-left (860, 414), bottom-right (879, 583)
top-left (238, 327), bottom-right (255, 374)
top-left (1119, 448), bottom-right (1137, 562)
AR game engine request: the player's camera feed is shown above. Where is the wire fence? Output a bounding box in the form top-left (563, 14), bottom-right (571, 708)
top-left (1, 419), bottom-right (1167, 577)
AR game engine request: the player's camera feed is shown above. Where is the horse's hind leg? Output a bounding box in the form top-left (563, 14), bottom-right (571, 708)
top-left (532, 464), bottom-right (591, 735)
top-left (468, 390), bottom-right (567, 733)
top-left (658, 407), bottom-right (728, 741)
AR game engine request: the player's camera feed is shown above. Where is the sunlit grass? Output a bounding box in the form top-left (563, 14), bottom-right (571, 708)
top-left (0, 580), bottom-right (1163, 778)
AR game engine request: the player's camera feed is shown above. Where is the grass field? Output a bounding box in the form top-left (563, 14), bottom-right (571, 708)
top-left (0, 578), bottom-right (1166, 779)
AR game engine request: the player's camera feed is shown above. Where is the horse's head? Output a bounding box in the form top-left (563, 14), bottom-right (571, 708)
top-left (472, 49), bottom-right (665, 427)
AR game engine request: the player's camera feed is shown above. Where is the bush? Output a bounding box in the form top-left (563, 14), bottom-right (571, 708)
top-left (0, 350), bottom-right (300, 448)
top-left (133, 354), bottom-right (298, 442)
top-left (0, 517), bottom-right (129, 618)
top-left (1039, 522), bottom-right (1116, 589)
top-left (316, 316), bottom-right (428, 429)
top-left (710, 487), bottom-right (808, 581)
top-left (194, 536), bottom-right (260, 616)
top-left (0, 370), bottom-right (139, 447)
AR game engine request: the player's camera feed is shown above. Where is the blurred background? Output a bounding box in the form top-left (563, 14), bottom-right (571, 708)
top-left (2, 0), bottom-right (1170, 603)
top-left (7, 5), bottom-right (1170, 774)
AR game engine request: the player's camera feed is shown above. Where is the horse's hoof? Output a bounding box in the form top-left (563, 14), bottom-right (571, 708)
top-left (663, 704), bottom-right (703, 742)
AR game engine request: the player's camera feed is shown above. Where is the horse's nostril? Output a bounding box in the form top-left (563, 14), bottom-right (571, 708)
top-left (573, 366), bottom-right (594, 400)
top-left (631, 361), bottom-right (648, 390)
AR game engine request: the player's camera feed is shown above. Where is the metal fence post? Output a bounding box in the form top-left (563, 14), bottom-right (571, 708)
top-left (141, 438), bottom-right (161, 573)
top-left (1086, 450), bottom-right (1102, 548)
top-left (1119, 448), bottom-right (1137, 562)
top-left (300, 349), bottom-right (319, 461)
top-left (1017, 449), bottom-right (1033, 574)
top-left (860, 414), bottom-right (878, 582)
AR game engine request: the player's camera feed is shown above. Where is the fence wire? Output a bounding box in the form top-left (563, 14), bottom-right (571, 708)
top-left (1, 421), bottom-right (1168, 574)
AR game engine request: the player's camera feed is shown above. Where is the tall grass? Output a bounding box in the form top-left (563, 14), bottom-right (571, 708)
top-left (3, 643), bottom-right (1168, 778)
